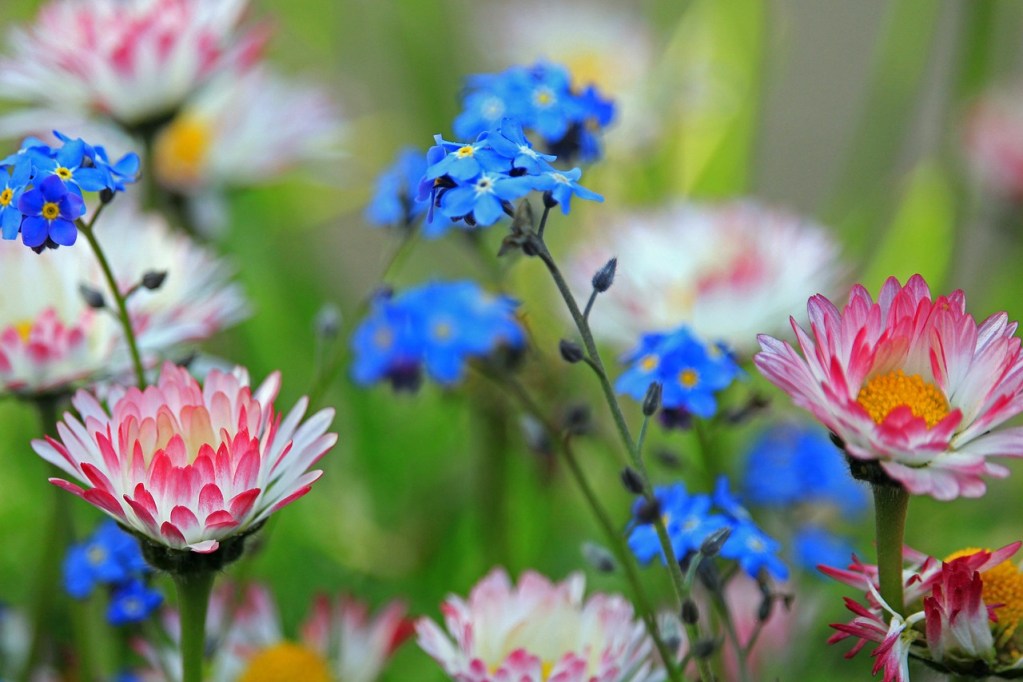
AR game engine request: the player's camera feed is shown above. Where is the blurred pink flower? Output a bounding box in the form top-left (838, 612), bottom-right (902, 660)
top-left (416, 567), bottom-right (661, 682)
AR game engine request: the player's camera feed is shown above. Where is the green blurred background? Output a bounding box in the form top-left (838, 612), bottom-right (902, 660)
top-left (3, 0), bottom-right (1023, 679)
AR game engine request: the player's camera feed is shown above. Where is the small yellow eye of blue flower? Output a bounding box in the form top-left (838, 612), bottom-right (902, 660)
top-left (373, 328), bottom-right (393, 348)
top-left (41, 202), bottom-right (60, 220)
top-left (533, 87), bottom-right (556, 107)
top-left (679, 369), bottom-right (699, 388)
top-left (86, 544), bottom-right (107, 566)
top-left (551, 172), bottom-right (571, 185)
top-left (0, 188), bottom-right (12, 206)
top-left (55, 166), bottom-right (73, 181)
top-left (456, 145), bottom-right (475, 158)
top-left (433, 321), bottom-right (453, 339)
top-left (640, 355), bottom-right (658, 372)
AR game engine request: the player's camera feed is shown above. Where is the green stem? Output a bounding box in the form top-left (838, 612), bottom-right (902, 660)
top-left (531, 223), bottom-right (711, 680)
top-left (476, 389), bottom-right (511, 566)
top-left (77, 213), bottom-right (147, 390)
top-left (872, 484), bottom-right (909, 613)
top-left (172, 571), bottom-right (215, 682)
top-left (711, 592), bottom-right (751, 682)
top-left (483, 370), bottom-right (684, 682)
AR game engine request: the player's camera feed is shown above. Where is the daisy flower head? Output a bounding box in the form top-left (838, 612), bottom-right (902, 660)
top-left (822, 542), bottom-right (1023, 679)
top-left (136, 583), bottom-right (411, 682)
top-left (0, 200), bottom-right (246, 396)
top-left (153, 66), bottom-right (344, 194)
top-left (963, 85), bottom-right (1023, 201)
top-left (32, 362), bottom-right (336, 563)
top-left (416, 567), bottom-right (661, 682)
top-left (755, 274), bottom-right (1023, 501)
top-left (565, 200), bottom-right (843, 354)
top-left (0, 0), bottom-right (265, 128)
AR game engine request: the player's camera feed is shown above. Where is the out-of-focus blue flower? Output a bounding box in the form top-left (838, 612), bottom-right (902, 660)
top-left (107, 579), bottom-right (162, 626)
top-left (629, 479), bottom-right (787, 580)
top-left (17, 174), bottom-right (85, 248)
top-left (63, 520), bottom-right (149, 599)
top-left (0, 158), bottom-right (32, 240)
top-left (351, 281), bottom-right (525, 390)
top-left (617, 326), bottom-right (741, 420)
top-left (742, 423), bottom-right (868, 516)
top-left (793, 524), bottom-right (857, 574)
top-left (453, 62), bottom-right (616, 163)
top-left (367, 148), bottom-right (429, 227)
top-left (722, 520), bottom-right (789, 581)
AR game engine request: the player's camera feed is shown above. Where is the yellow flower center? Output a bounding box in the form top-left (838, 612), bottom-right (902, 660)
top-left (541, 660), bottom-right (555, 680)
top-left (41, 202), bottom-right (60, 221)
top-left (533, 87), bottom-right (555, 108)
top-left (855, 370), bottom-right (949, 428)
top-left (237, 642), bottom-right (332, 682)
top-left (679, 369), bottom-right (699, 388)
top-left (373, 328), bottom-right (393, 349)
top-left (640, 354), bottom-right (659, 372)
top-left (0, 188), bottom-right (12, 206)
top-left (154, 115), bottom-right (212, 187)
top-left (433, 321), bottom-right (452, 340)
top-left (86, 544), bottom-right (107, 566)
top-left (55, 167), bottom-right (73, 181)
top-left (13, 320), bottom-right (33, 342)
top-left (456, 145), bottom-right (475, 158)
top-left (946, 548), bottom-right (1023, 638)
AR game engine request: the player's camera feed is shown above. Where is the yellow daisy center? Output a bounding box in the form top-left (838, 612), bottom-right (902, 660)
top-left (541, 660), bottom-right (555, 680)
top-left (0, 188), bottom-right (12, 206)
top-left (237, 642), bottom-right (332, 682)
top-left (41, 202), bottom-right (60, 221)
top-left (856, 370), bottom-right (949, 428)
top-left (154, 115), bottom-right (211, 187)
top-left (679, 368), bottom-right (699, 388)
top-left (945, 548), bottom-right (1023, 637)
top-left (13, 320), bottom-right (33, 342)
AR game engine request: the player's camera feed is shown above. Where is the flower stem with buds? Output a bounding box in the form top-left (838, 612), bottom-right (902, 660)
top-left (77, 210), bottom-right (147, 389)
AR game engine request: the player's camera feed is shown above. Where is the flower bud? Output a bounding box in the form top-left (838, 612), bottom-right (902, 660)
top-left (642, 382), bottom-right (662, 417)
top-left (79, 283), bottom-right (106, 309)
top-left (591, 257), bottom-right (617, 293)
top-left (681, 598), bottom-right (700, 625)
top-left (634, 498), bottom-right (661, 525)
top-left (542, 190), bottom-right (558, 209)
top-left (140, 270), bottom-right (168, 290)
top-left (581, 542), bottom-right (617, 573)
top-left (559, 339), bottom-right (585, 364)
top-left (620, 467), bottom-right (644, 494)
top-left (700, 527), bottom-right (731, 558)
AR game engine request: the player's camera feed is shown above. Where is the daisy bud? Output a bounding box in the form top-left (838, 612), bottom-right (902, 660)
top-left (141, 270), bottom-right (168, 291)
top-left (591, 257), bottom-right (617, 293)
top-left (559, 339), bottom-right (585, 364)
top-left (642, 382), bottom-right (661, 416)
top-left (582, 541), bottom-right (617, 573)
top-left (620, 467), bottom-right (644, 494)
top-left (78, 283), bottom-right (106, 309)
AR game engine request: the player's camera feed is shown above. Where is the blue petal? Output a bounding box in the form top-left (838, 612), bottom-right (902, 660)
top-left (49, 218), bottom-right (78, 246)
top-left (21, 216), bottom-right (48, 247)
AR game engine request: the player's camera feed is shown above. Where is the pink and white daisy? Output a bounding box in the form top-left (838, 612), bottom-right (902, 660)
top-left (152, 66), bottom-right (344, 193)
top-left (32, 362), bottom-right (336, 554)
top-left (136, 583), bottom-right (411, 682)
top-left (0, 0), bottom-right (265, 127)
top-left (755, 274), bottom-right (1023, 500)
top-left (0, 201), bottom-right (247, 395)
top-left (821, 543), bottom-right (1023, 679)
top-left (963, 86), bottom-right (1023, 200)
top-left (416, 567), bottom-right (661, 682)
top-left (566, 200), bottom-right (842, 354)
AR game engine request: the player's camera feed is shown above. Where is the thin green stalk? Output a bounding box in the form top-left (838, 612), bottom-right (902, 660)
top-left (530, 217), bottom-right (711, 680)
top-left (476, 389), bottom-right (511, 566)
top-left (172, 571), bottom-right (215, 682)
top-left (78, 212), bottom-right (146, 390)
top-left (484, 370), bottom-right (683, 682)
top-left (872, 484), bottom-right (909, 613)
